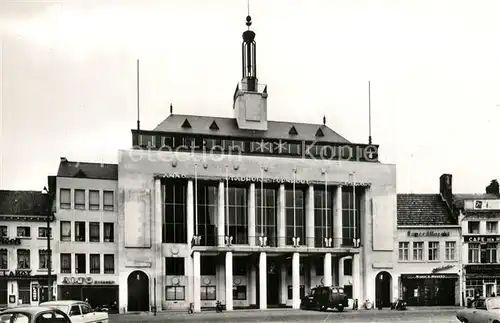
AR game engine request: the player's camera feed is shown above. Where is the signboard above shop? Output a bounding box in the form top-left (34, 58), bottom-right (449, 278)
top-left (466, 199), bottom-right (500, 210)
top-left (465, 265), bottom-right (500, 275)
top-left (464, 236), bottom-right (500, 243)
top-left (407, 231), bottom-right (450, 237)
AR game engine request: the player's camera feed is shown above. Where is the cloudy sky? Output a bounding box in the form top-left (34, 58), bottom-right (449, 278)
top-left (1, 0), bottom-right (499, 193)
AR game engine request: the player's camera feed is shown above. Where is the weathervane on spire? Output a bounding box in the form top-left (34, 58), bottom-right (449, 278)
top-left (246, 0), bottom-right (252, 29)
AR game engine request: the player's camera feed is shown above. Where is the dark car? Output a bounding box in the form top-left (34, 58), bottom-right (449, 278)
top-left (300, 286), bottom-right (349, 311)
top-left (0, 306), bottom-right (71, 323)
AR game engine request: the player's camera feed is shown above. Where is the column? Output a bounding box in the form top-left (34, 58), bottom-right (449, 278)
top-left (352, 253), bottom-right (361, 302)
top-left (277, 184), bottom-right (286, 247)
top-left (225, 252), bottom-right (233, 311)
top-left (248, 183), bottom-right (256, 246)
top-left (323, 253), bottom-right (332, 287)
top-left (218, 181), bottom-right (225, 246)
top-left (259, 252), bottom-right (267, 309)
top-left (334, 185), bottom-right (343, 248)
top-left (362, 188), bottom-right (371, 302)
top-left (306, 185), bottom-right (315, 247)
top-left (292, 253), bottom-right (300, 309)
top-left (186, 257), bottom-right (193, 305)
top-left (193, 252), bottom-right (201, 312)
top-left (154, 179), bottom-right (163, 311)
top-left (250, 265), bottom-right (257, 306)
top-left (187, 180), bottom-right (194, 247)
top-left (280, 262), bottom-right (287, 304)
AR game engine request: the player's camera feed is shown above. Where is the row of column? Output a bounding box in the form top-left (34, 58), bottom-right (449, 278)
top-left (191, 251), bottom-right (361, 312)
top-left (201, 181), bottom-right (346, 247)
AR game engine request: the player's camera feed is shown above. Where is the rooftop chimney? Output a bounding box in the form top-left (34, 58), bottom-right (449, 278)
top-left (60, 157), bottom-right (68, 163)
top-left (439, 173), bottom-right (453, 211)
top-left (486, 179), bottom-right (500, 195)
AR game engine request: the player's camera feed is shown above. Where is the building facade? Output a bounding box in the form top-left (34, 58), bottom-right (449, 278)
top-left (0, 190), bottom-right (55, 308)
top-left (458, 182), bottom-right (500, 304)
top-left (116, 15), bottom-right (397, 313)
top-left (53, 158), bottom-right (120, 310)
top-left (396, 175), bottom-right (461, 307)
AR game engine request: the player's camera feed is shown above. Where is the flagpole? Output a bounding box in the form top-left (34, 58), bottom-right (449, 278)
top-left (225, 166), bottom-right (229, 244)
top-left (324, 171), bottom-right (328, 246)
top-left (194, 164), bottom-right (198, 237)
top-left (293, 169), bottom-right (296, 243)
top-left (260, 166), bottom-right (264, 240)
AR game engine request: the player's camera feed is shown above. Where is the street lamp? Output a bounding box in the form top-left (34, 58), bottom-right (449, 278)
top-left (43, 186), bottom-right (54, 301)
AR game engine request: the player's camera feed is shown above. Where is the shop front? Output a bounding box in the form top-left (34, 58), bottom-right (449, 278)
top-left (57, 276), bottom-right (119, 311)
top-left (464, 264), bottom-right (500, 302)
top-left (400, 274), bottom-right (459, 306)
top-left (0, 269), bottom-right (56, 307)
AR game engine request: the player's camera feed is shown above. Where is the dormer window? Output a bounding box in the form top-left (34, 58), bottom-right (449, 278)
top-left (181, 119), bottom-right (191, 129)
top-left (288, 126), bottom-right (298, 135)
top-left (209, 121), bottom-right (219, 130)
top-left (315, 128), bottom-right (324, 137)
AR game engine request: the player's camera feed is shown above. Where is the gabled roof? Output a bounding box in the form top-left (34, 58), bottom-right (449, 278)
top-left (153, 114), bottom-right (351, 143)
top-left (0, 190), bottom-right (49, 215)
top-left (57, 159), bottom-right (118, 180)
top-left (397, 194), bottom-right (455, 226)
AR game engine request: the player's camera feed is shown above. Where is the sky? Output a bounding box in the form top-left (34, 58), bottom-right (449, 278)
top-left (0, 0), bottom-right (499, 194)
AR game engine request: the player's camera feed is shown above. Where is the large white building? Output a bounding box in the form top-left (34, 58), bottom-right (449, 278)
top-left (52, 158), bottom-right (120, 310)
top-left (116, 14), bottom-right (397, 313)
top-left (0, 189), bottom-right (55, 308)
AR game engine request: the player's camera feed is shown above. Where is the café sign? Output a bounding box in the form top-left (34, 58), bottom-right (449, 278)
top-left (407, 231), bottom-right (450, 237)
top-left (464, 236), bottom-right (500, 243)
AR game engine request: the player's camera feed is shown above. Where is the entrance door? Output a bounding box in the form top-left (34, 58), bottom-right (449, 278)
top-left (267, 260), bottom-right (280, 306)
top-left (375, 271), bottom-right (392, 308)
top-left (486, 283), bottom-right (496, 297)
top-left (127, 271), bottom-right (149, 312)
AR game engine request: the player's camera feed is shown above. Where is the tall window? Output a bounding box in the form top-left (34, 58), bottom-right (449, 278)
top-left (103, 223), bottom-right (114, 242)
top-left (314, 187), bottom-right (334, 247)
top-left (196, 182), bottom-right (217, 246)
top-left (468, 221), bottom-right (480, 234)
top-left (75, 254), bottom-right (86, 274)
top-left (256, 187), bottom-right (276, 246)
top-left (89, 190), bottom-right (100, 210)
top-left (228, 186), bottom-right (248, 245)
top-left (0, 249), bottom-right (7, 269)
top-left (413, 241), bottom-right (424, 261)
top-left (469, 243), bottom-right (480, 263)
top-left (163, 181), bottom-right (187, 243)
top-left (74, 189), bottom-right (85, 209)
top-left (103, 191), bottom-right (114, 211)
top-left (60, 254), bottom-right (71, 273)
top-left (285, 187), bottom-right (305, 246)
top-left (398, 242), bottom-right (409, 261)
top-left (17, 249), bottom-right (30, 269)
top-left (428, 241), bottom-right (439, 261)
top-left (0, 226), bottom-right (6, 237)
top-left (486, 243), bottom-right (497, 263)
top-left (60, 221), bottom-right (71, 241)
top-left (89, 222), bottom-right (100, 242)
top-left (487, 221), bottom-right (498, 233)
top-left (165, 257), bottom-right (185, 275)
top-left (75, 222), bottom-right (86, 242)
top-left (342, 187), bottom-right (361, 247)
top-left (38, 250), bottom-right (51, 269)
top-left (104, 254), bottom-right (114, 274)
top-left (445, 241), bottom-right (456, 261)
top-left (90, 254), bottom-right (100, 274)
top-left (18, 281), bottom-right (30, 305)
top-left (60, 189), bottom-right (71, 209)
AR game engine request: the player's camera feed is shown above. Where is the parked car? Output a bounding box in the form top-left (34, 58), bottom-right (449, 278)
top-left (456, 296), bottom-right (500, 323)
top-left (0, 306), bottom-right (71, 323)
top-left (300, 286), bottom-right (349, 312)
top-left (39, 300), bottom-right (109, 323)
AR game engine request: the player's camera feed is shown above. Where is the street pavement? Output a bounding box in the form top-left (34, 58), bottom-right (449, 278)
top-left (109, 307), bottom-right (461, 322)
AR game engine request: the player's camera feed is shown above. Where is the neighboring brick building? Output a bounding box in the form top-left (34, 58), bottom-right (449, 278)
top-left (395, 174), bottom-right (461, 307)
top-left (52, 158), bottom-right (120, 310)
top-left (0, 189), bottom-right (55, 307)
